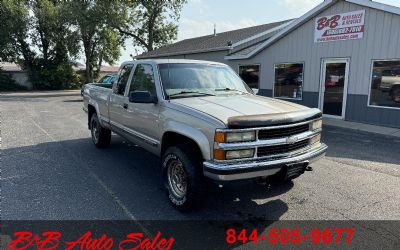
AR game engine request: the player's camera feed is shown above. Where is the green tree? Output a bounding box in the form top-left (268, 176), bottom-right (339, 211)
top-left (109, 0), bottom-right (187, 52)
top-left (29, 0), bottom-right (81, 89)
top-left (0, 0), bottom-right (81, 90)
top-left (64, 0), bottom-right (122, 84)
top-left (0, 0), bottom-right (34, 68)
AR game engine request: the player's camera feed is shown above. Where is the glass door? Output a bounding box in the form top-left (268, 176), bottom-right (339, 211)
top-left (320, 59), bottom-right (349, 118)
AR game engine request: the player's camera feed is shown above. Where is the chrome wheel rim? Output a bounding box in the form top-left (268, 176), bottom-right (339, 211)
top-left (91, 118), bottom-right (99, 143)
top-left (167, 159), bottom-right (187, 199)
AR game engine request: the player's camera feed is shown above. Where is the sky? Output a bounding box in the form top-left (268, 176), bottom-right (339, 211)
top-left (117, 0), bottom-right (400, 64)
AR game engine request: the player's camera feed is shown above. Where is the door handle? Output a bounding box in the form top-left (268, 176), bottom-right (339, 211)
top-left (123, 103), bottom-right (128, 109)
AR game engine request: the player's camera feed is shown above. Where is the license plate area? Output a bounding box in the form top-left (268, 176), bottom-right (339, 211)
top-left (285, 162), bottom-right (308, 179)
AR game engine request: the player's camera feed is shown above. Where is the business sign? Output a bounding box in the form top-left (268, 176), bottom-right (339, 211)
top-left (314, 10), bottom-right (365, 43)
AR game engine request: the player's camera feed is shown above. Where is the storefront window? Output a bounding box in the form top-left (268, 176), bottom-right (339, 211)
top-left (274, 63), bottom-right (304, 100)
top-left (239, 65), bottom-right (260, 91)
top-left (369, 60), bottom-right (400, 108)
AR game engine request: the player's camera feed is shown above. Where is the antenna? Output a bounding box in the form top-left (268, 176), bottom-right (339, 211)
top-left (214, 23), bottom-right (216, 36)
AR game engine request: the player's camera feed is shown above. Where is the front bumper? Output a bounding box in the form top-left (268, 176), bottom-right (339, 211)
top-left (203, 143), bottom-right (327, 181)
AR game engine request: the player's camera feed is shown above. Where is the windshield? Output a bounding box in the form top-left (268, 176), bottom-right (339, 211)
top-left (158, 63), bottom-right (252, 99)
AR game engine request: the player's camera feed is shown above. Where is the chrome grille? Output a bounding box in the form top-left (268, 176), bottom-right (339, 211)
top-left (258, 124), bottom-right (310, 140)
top-left (257, 139), bottom-right (309, 157)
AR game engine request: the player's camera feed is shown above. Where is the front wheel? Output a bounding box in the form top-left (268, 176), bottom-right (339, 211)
top-left (162, 145), bottom-right (205, 211)
top-left (90, 113), bottom-right (111, 148)
top-left (391, 87), bottom-right (400, 103)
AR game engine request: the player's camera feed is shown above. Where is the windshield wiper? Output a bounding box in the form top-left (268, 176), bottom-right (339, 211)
top-left (215, 88), bottom-right (246, 93)
top-left (168, 91), bottom-right (215, 99)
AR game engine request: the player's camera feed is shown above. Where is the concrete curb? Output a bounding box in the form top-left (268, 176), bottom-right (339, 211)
top-left (323, 117), bottom-right (400, 138)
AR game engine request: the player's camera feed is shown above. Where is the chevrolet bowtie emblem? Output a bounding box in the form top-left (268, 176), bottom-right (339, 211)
top-left (286, 136), bottom-right (299, 144)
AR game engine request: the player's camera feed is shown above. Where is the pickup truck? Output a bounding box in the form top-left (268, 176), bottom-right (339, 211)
top-left (380, 75), bottom-right (400, 103)
top-left (82, 59), bottom-right (327, 211)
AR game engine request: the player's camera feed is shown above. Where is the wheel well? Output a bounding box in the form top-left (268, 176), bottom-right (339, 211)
top-left (88, 105), bottom-right (96, 129)
top-left (161, 132), bottom-right (203, 160)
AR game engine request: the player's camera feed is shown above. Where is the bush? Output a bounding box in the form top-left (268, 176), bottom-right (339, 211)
top-left (29, 60), bottom-right (81, 90)
top-left (0, 68), bottom-right (27, 91)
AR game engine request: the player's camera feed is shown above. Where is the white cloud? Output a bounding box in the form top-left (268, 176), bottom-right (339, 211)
top-left (282, 0), bottom-right (322, 12)
top-left (178, 18), bottom-right (258, 40)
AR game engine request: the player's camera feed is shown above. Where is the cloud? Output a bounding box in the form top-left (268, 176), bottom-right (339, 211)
top-left (178, 18), bottom-right (258, 40)
top-left (282, 0), bottom-right (322, 12)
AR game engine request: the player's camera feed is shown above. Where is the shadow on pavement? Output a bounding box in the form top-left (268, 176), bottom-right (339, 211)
top-left (322, 125), bottom-right (400, 166)
top-left (2, 136), bottom-right (290, 221)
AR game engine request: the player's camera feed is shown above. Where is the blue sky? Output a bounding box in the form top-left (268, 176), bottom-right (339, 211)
top-left (118, 0), bottom-right (400, 63)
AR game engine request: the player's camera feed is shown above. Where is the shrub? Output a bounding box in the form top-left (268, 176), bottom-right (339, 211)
top-left (29, 60), bottom-right (81, 90)
top-left (0, 68), bottom-right (27, 91)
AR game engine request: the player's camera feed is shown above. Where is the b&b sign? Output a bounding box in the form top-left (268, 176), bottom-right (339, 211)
top-left (314, 10), bottom-right (365, 43)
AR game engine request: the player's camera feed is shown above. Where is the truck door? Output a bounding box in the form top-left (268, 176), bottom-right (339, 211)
top-left (124, 63), bottom-right (160, 153)
top-left (109, 63), bottom-right (134, 138)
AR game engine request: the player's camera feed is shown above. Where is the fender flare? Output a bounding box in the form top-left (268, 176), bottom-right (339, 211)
top-left (163, 121), bottom-right (212, 161)
top-left (87, 100), bottom-right (105, 127)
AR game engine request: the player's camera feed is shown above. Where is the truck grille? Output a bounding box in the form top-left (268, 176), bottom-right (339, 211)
top-left (258, 124), bottom-right (310, 140)
top-left (257, 139), bottom-right (309, 157)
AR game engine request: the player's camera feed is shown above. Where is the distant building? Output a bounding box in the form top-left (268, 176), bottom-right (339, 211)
top-left (0, 62), bottom-right (119, 90)
top-left (137, 0), bottom-right (400, 128)
top-left (0, 63), bottom-right (31, 89)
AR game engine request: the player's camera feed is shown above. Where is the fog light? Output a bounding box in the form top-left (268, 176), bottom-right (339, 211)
top-left (226, 149), bottom-right (255, 160)
top-left (310, 119), bottom-right (323, 131)
top-left (309, 134), bottom-right (321, 145)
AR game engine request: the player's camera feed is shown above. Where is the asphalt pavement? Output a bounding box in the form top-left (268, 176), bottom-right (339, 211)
top-left (1, 90), bottom-right (400, 220)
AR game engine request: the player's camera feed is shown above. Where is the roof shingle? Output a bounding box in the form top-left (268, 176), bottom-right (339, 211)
top-left (136, 20), bottom-right (291, 59)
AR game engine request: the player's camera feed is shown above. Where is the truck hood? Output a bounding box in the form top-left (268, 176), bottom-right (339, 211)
top-left (171, 94), bottom-right (314, 126)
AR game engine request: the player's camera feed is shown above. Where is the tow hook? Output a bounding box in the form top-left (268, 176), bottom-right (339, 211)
top-left (306, 166), bottom-right (313, 171)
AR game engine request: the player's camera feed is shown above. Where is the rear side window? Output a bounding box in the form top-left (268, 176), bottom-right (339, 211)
top-left (114, 64), bottom-right (134, 95)
top-left (129, 64), bottom-right (156, 95)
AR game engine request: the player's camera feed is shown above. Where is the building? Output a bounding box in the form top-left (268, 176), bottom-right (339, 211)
top-left (137, 0), bottom-right (400, 128)
top-left (0, 63), bottom-right (31, 89)
top-left (0, 63), bottom-right (119, 89)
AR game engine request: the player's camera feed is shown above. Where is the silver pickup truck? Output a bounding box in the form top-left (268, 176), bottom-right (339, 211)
top-left (83, 59), bottom-right (327, 211)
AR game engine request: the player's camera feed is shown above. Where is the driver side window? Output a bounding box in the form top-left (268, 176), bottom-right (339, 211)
top-left (129, 64), bottom-right (156, 95)
top-left (114, 64), bottom-right (134, 95)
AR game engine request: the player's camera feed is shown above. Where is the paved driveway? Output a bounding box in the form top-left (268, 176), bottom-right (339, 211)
top-left (1, 91), bottom-right (400, 221)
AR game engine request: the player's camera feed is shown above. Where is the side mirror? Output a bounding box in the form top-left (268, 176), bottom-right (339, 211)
top-left (129, 91), bottom-right (158, 104)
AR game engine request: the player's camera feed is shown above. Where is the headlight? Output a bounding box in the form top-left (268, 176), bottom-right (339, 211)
top-left (310, 119), bottom-right (323, 131)
top-left (309, 134), bottom-right (321, 145)
top-left (214, 149), bottom-right (255, 160)
top-left (215, 131), bottom-right (256, 143)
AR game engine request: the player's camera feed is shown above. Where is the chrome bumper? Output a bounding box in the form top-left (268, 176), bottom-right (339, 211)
top-left (203, 143), bottom-right (327, 181)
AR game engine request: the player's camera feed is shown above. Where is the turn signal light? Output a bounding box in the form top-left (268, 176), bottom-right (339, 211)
top-left (214, 149), bottom-right (226, 160)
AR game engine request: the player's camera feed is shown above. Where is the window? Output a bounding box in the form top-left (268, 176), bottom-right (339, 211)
top-left (239, 65), bottom-right (260, 90)
top-left (114, 64), bottom-right (133, 95)
top-left (274, 63), bottom-right (304, 100)
top-left (98, 75), bottom-right (111, 84)
top-left (369, 60), bottom-right (400, 108)
top-left (129, 64), bottom-right (156, 95)
top-left (158, 63), bottom-right (251, 99)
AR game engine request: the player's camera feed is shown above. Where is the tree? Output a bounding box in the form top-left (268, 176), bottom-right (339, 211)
top-left (64, 0), bottom-right (122, 84)
top-left (109, 0), bottom-right (187, 52)
top-left (0, 0), bottom-right (81, 89)
top-left (0, 0), bottom-right (35, 67)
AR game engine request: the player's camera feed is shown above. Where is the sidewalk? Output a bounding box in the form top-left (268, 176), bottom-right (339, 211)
top-left (323, 117), bottom-right (400, 138)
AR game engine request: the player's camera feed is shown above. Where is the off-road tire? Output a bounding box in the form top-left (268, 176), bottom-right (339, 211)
top-left (90, 113), bottom-right (111, 148)
top-left (162, 144), bottom-right (205, 211)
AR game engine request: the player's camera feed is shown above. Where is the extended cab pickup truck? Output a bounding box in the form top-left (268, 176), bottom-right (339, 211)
top-left (83, 59), bottom-right (327, 210)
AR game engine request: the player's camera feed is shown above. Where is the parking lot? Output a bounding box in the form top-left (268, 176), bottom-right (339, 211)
top-left (1, 90), bottom-right (400, 221)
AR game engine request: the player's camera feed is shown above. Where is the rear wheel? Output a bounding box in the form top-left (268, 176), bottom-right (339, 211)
top-left (162, 145), bottom-right (205, 211)
top-left (90, 113), bottom-right (111, 148)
